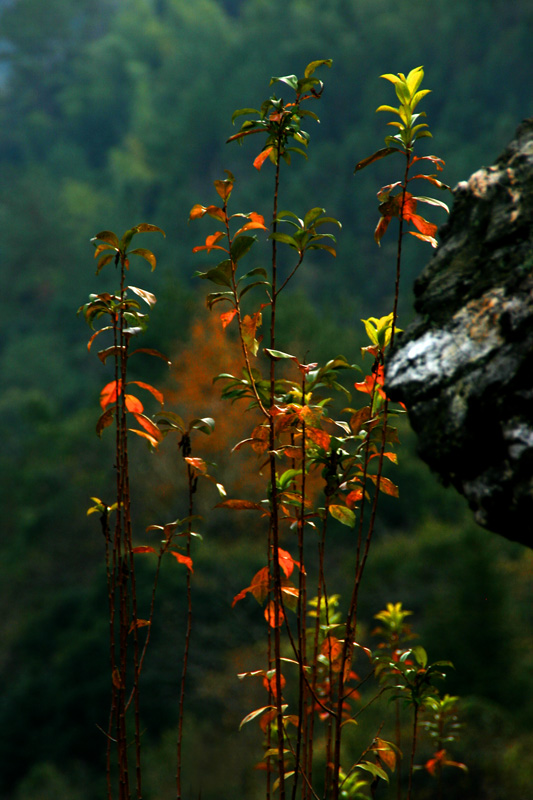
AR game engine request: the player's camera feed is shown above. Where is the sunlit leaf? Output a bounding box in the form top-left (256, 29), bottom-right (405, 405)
top-left (169, 550), bottom-right (193, 572)
top-left (264, 599), bottom-right (285, 628)
top-left (125, 394), bottom-right (144, 413)
top-left (132, 413), bottom-right (162, 441)
top-left (238, 705), bottom-right (275, 730)
top-left (128, 381), bottom-right (164, 406)
top-left (253, 146), bottom-right (273, 170)
top-left (92, 230), bottom-right (120, 248)
top-left (100, 380), bottom-right (121, 409)
top-left (128, 247), bottom-right (157, 271)
top-left (220, 309), bottom-right (238, 329)
top-left (368, 474), bottom-right (399, 497)
top-left (329, 505), bottom-right (356, 528)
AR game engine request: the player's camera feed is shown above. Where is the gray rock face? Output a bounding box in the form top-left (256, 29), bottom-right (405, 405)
top-left (386, 120), bottom-right (533, 545)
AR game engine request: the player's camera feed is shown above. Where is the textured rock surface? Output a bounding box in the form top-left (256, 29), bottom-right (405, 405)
top-left (386, 120), bottom-right (533, 544)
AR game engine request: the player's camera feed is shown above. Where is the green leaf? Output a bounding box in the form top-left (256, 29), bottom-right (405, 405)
top-left (238, 267), bottom-right (269, 283)
top-left (154, 411), bottom-right (186, 433)
top-left (412, 646), bottom-right (428, 668)
top-left (270, 74), bottom-right (298, 91)
top-left (96, 252), bottom-right (115, 274)
top-left (231, 236), bottom-right (256, 262)
top-left (189, 417), bottom-right (215, 435)
top-left (270, 232), bottom-right (299, 248)
top-left (303, 207), bottom-right (325, 227)
top-left (196, 260), bottom-right (233, 287)
top-left (231, 107), bottom-right (259, 125)
top-left (329, 505), bottom-right (356, 528)
top-left (357, 762), bottom-right (389, 782)
top-left (92, 230), bottom-right (120, 248)
top-left (304, 59), bottom-right (332, 78)
top-left (134, 223), bottom-right (166, 236)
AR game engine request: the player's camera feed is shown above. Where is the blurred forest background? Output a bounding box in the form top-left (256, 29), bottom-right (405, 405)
top-left (1, 0), bottom-right (533, 798)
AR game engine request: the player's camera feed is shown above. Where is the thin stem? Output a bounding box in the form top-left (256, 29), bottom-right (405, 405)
top-left (406, 703), bottom-right (420, 800)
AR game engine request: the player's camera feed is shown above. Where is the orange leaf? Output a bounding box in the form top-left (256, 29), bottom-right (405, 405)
top-left (264, 599), bottom-right (284, 627)
top-left (128, 380), bottom-right (164, 406)
top-left (214, 179), bottom-right (233, 201)
top-left (346, 489), bottom-right (363, 508)
top-left (251, 566), bottom-right (270, 604)
top-left (184, 456), bottom-right (207, 473)
top-left (129, 428), bottom-right (161, 448)
top-left (111, 668), bottom-right (123, 689)
top-left (220, 309), bottom-right (238, 329)
top-left (132, 413), bottom-right (162, 441)
top-left (254, 146), bottom-right (273, 170)
top-left (169, 550), bottom-right (193, 572)
top-left (251, 425), bottom-right (269, 454)
top-left (350, 406), bottom-right (372, 433)
top-left (262, 671), bottom-right (286, 698)
top-left (132, 546), bottom-right (158, 554)
top-left (259, 707), bottom-right (277, 733)
top-left (100, 379), bottom-right (122, 409)
top-left (277, 547), bottom-right (303, 578)
top-left (232, 566), bottom-right (270, 607)
top-left (306, 427), bottom-right (331, 450)
top-left (192, 231), bottom-right (227, 254)
top-left (321, 635), bottom-right (344, 671)
top-left (206, 205), bottom-right (226, 222)
top-left (125, 394), bottom-right (144, 413)
top-left (216, 499), bottom-right (265, 511)
top-left (128, 618), bottom-right (151, 634)
top-left (368, 474), bottom-right (399, 497)
top-left (189, 204), bottom-right (207, 219)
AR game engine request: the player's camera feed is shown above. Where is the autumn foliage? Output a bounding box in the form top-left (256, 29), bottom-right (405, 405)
top-left (80, 64), bottom-right (465, 800)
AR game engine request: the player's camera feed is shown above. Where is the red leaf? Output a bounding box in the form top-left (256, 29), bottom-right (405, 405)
top-left (220, 309), bottom-right (238, 329)
top-left (253, 146), bottom-right (273, 170)
top-left (132, 546), bottom-right (158, 554)
top-left (169, 550), bottom-right (194, 572)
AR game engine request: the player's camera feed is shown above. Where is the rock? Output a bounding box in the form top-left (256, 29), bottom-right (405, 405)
top-left (386, 119), bottom-right (533, 545)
